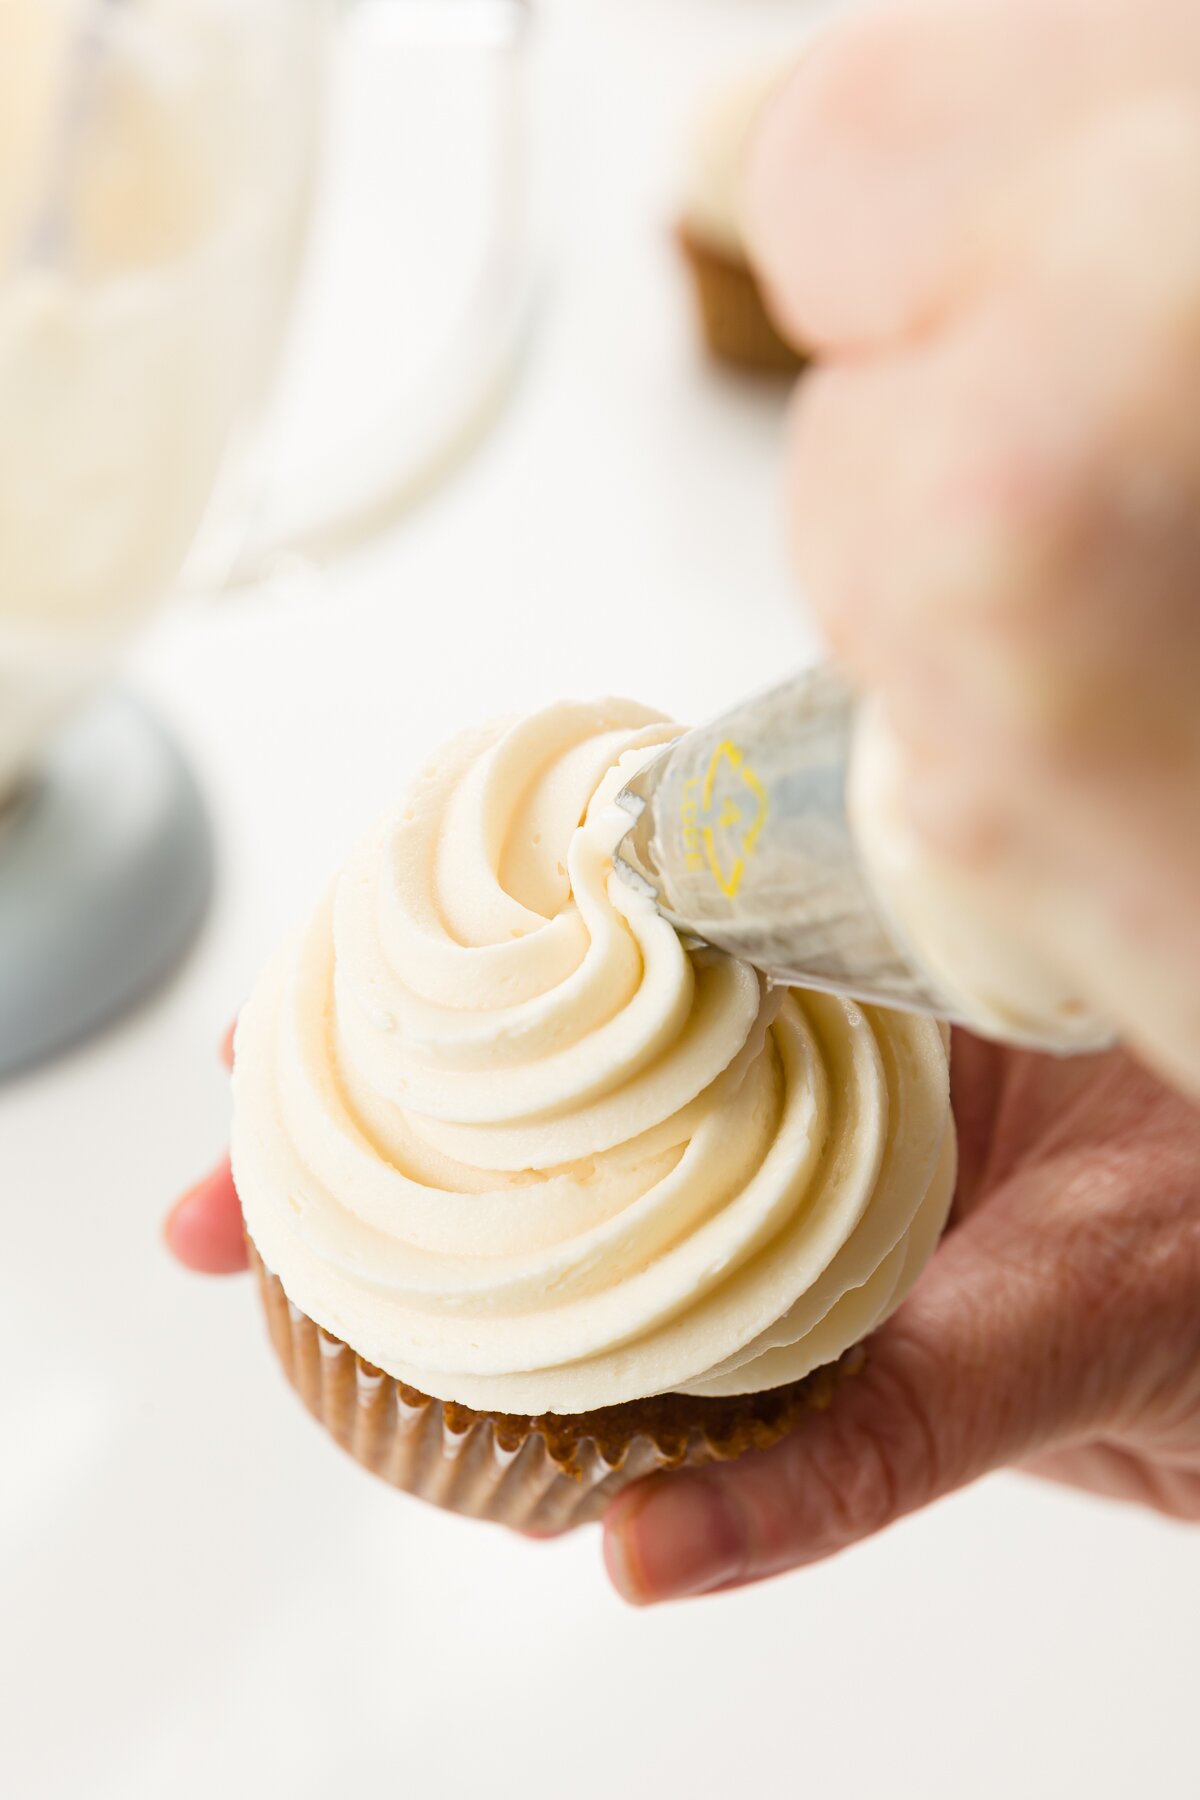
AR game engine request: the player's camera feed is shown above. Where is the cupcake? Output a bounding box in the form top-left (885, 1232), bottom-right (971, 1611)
top-left (232, 701), bottom-right (955, 1533)
top-left (677, 70), bottom-right (806, 373)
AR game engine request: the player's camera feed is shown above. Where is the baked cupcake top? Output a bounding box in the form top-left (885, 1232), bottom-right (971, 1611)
top-left (680, 69), bottom-right (783, 262)
top-left (232, 701), bottom-right (955, 1414)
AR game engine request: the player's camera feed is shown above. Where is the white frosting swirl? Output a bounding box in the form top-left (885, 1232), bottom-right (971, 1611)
top-left (233, 701), bottom-right (955, 1414)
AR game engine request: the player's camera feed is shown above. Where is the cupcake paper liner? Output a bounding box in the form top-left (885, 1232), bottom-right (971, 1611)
top-left (250, 1241), bottom-right (861, 1535)
top-left (677, 223), bottom-right (808, 373)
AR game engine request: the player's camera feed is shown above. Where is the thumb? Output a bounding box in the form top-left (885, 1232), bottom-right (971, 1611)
top-left (602, 1176), bottom-right (1132, 1604)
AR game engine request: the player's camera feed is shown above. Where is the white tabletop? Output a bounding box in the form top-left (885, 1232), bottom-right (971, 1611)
top-left (3, 3), bottom-right (1198, 1797)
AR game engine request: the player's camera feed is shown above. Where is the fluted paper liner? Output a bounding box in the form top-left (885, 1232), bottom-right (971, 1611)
top-left (677, 223), bottom-right (807, 373)
top-left (250, 1241), bottom-right (861, 1534)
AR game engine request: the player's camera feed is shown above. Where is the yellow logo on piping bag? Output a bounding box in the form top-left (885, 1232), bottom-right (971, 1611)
top-left (679, 740), bottom-right (768, 899)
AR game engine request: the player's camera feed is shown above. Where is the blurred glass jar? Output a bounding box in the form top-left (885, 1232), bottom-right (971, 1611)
top-left (0, 0), bottom-right (531, 805)
top-left (0, 0), bottom-right (322, 801)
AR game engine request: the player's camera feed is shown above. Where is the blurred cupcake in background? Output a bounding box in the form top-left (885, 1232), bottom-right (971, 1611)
top-left (0, 0), bottom-right (318, 802)
top-left (676, 66), bottom-right (807, 373)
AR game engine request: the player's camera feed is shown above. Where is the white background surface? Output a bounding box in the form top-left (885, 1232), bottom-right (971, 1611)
top-left (3, 3), bottom-right (1199, 1797)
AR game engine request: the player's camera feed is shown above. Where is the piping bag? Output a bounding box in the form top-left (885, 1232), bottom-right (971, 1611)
top-left (613, 666), bottom-right (1114, 1052)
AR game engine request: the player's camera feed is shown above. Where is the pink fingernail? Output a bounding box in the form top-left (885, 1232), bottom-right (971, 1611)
top-left (164, 1180), bottom-right (205, 1241)
top-left (605, 1481), bottom-right (746, 1605)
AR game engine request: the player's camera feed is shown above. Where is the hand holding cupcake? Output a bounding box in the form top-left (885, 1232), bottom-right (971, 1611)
top-left (229, 700), bottom-right (955, 1530)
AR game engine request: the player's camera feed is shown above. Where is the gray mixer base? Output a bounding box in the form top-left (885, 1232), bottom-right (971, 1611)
top-left (0, 691), bottom-right (212, 1081)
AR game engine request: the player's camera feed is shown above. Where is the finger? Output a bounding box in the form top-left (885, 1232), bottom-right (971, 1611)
top-left (1022, 1445), bottom-right (1200, 1521)
top-left (789, 96), bottom-right (1200, 773)
top-left (744, 0), bottom-right (1200, 346)
top-left (785, 311), bottom-right (1088, 827)
top-left (785, 101), bottom-right (1200, 1082)
top-left (945, 1029), bottom-right (1006, 1223)
top-left (220, 1018), bottom-right (236, 1071)
top-left (164, 1156), bottom-right (247, 1274)
top-left (603, 1148), bottom-right (1177, 1603)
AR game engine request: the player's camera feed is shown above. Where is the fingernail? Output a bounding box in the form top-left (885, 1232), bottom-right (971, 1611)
top-left (163, 1180), bottom-right (205, 1245)
top-left (605, 1479), bottom-right (747, 1605)
top-left (162, 1164), bottom-right (247, 1274)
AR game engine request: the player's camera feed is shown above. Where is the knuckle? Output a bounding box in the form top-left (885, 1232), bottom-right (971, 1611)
top-left (942, 427), bottom-right (1200, 768)
top-left (865, 1349), bottom-right (945, 1502)
top-left (785, 1351), bottom-right (943, 1552)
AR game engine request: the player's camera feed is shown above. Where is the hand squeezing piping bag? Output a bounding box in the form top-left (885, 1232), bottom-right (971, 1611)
top-left (612, 666), bottom-right (1114, 1052)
